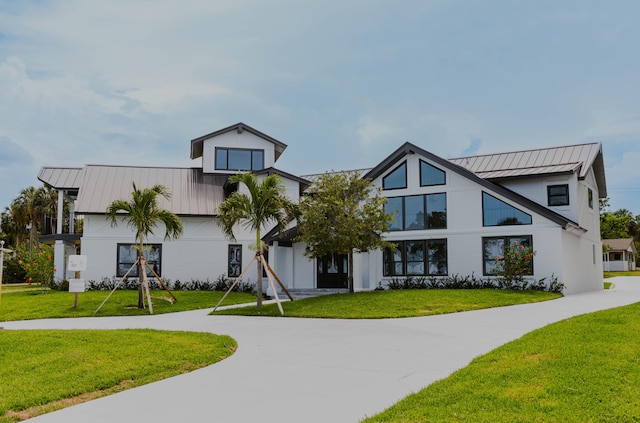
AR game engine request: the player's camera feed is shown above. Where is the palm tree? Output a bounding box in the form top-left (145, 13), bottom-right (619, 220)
top-left (11, 187), bottom-right (46, 256)
top-left (217, 173), bottom-right (299, 308)
top-left (106, 183), bottom-right (183, 309)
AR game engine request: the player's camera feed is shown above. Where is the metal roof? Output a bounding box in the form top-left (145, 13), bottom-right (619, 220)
top-left (449, 142), bottom-right (607, 197)
top-left (38, 167), bottom-right (84, 190)
top-left (40, 165), bottom-right (227, 216)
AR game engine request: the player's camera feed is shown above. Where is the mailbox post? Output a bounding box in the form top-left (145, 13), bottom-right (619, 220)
top-left (67, 255), bottom-right (87, 308)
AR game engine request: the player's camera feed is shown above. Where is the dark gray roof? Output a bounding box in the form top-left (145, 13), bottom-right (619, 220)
top-left (450, 142), bottom-right (607, 198)
top-left (190, 122), bottom-right (288, 161)
top-left (602, 238), bottom-right (637, 253)
top-left (364, 142), bottom-right (584, 232)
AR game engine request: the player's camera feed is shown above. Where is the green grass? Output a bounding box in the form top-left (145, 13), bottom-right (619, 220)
top-left (604, 270), bottom-right (640, 278)
top-left (604, 282), bottom-right (613, 289)
top-left (0, 289), bottom-right (256, 321)
top-left (0, 329), bottom-right (236, 422)
top-left (363, 302), bottom-right (640, 422)
top-left (211, 289), bottom-right (562, 318)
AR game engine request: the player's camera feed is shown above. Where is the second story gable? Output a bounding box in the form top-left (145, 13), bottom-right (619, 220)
top-left (190, 122), bottom-right (288, 174)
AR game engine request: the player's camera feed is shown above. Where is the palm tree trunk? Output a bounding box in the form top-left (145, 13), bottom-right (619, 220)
top-left (256, 231), bottom-right (263, 308)
top-left (137, 238), bottom-right (145, 309)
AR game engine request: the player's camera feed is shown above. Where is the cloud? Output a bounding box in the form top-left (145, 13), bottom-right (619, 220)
top-left (0, 136), bottom-right (33, 166)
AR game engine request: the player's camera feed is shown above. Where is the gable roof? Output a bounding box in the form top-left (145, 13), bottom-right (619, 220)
top-left (363, 142), bottom-right (584, 232)
top-left (190, 122), bottom-right (288, 161)
top-left (449, 142), bottom-right (607, 198)
top-left (40, 165), bottom-right (227, 216)
top-left (602, 238), bottom-right (637, 253)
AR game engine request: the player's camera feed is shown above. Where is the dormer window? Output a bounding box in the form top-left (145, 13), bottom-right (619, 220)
top-left (216, 148), bottom-right (264, 171)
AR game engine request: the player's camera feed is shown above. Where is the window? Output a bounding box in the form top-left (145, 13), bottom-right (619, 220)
top-left (588, 188), bottom-right (594, 209)
top-left (228, 245), bottom-right (242, 278)
top-left (385, 193), bottom-right (447, 231)
top-left (420, 160), bottom-right (446, 186)
top-left (384, 239), bottom-right (448, 276)
top-left (117, 244), bottom-right (161, 277)
top-left (382, 162), bottom-right (407, 190)
top-left (216, 148), bottom-right (264, 171)
top-left (482, 192), bottom-right (532, 226)
top-left (483, 236), bottom-right (532, 276)
top-left (547, 184), bottom-right (569, 206)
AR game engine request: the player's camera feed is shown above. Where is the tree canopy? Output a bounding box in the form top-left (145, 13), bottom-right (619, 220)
top-left (296, 171), bottom-right (394, 292)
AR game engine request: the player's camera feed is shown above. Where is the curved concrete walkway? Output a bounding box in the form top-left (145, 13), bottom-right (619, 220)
top-left (4, 277), bottom-right (640, 423)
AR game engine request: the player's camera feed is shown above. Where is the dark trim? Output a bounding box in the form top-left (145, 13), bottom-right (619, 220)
top-left (364, 142), bottom-right (582, 231)
top-left (116, 243), bottom-right (162, 278)
top-left (382, 161), bottom-right (408, 190)
top-left (228, 244), bottom-right (242, 278)
top-left (482, 191), bottom-right (532, 226)
top-left (38, 234), bottom-right (82, 244)
top-left (215, 147), bottom-right (265, 171)
top-left (547, 184), bottom-right (569, 206)
top-left (419, 159), bottom-right (446, 187)
top-left (383, 239), bottom-right (448, 277)
top-left (482, 235), bottom-right (533, 276)
top-left (255, 167), bottom-right (312, 188)
top-left (385, 193), bottom-right (448, 231)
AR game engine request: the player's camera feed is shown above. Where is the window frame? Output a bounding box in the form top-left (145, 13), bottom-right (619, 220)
top-left (547, 184), bottom-right (570, 206)
top-left (419, 160), bottom-right (446, 187)
top-left (116, 243), bottom-right (162, 278)
top-left (228, 244), bottom-right (242, 278)
top-left (588, 188), bottom-right (594, 209)
top-left (482, 235), bottom-right (533, 276)
top-left (383, 239), bottom-right (448, 277)
top-left (215, 147), bottom-right (265, 171)
top-left (385, 193), bottom-right (447, 231)
top-left (382, 162), bottom-right (408, 190)
top-left (482, 192), bottom-right (532, 226)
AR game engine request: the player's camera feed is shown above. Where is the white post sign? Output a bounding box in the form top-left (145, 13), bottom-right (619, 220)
top-left (67, 255), bottom-right (87, 307)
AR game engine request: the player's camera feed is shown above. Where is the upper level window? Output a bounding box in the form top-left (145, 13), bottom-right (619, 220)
top-left (588, 188), bottom-right (594, 209)
top-left (385, 193), bottom-right (447, 231)
top-left (382, 162), bottom-right (407, 190)
top-left (216, 148), bottom-right (264, 171)
top-left (420, 160), bottom-right (446, 186)
top-left (547, 184), bottom-right (569, 206)
top-left (482, 192), bottom-right (532, 226)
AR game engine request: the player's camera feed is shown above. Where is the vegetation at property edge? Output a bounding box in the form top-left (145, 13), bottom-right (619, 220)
top-left (362, 302), bottom-right (640, 422)
top-left (0, 289), bottom-right (255, 322)
top-left (211, 289), bottom-right (561, 319)
top-left (604, 270), bottom-right (640, 278)
top-left (0, 329), bottom-right (236, 423)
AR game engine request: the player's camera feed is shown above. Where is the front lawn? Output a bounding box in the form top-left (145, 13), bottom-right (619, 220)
top-left (0, 329), bottom-right (236, 422)
top-left (363, 302), bottom-right (640, 422)
top-left (211, 289), bottom-right (561, 318)
top-left (604, 270), bottom-right (640, 278)
top-left (0, 289), bottom-right (255, 321)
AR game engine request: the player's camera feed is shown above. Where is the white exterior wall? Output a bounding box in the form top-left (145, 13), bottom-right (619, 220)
top-left (81, 215), bottom-right (264, 285)
top-left (201, 131), bottom-right (277, 173)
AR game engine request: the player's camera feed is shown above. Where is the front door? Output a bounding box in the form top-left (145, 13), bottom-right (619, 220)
top-left (317, 253), bottom-right (348, 288)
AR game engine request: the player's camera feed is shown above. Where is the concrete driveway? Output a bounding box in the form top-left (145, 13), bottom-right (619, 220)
top-left (4, 277), bottom-right (640, 423)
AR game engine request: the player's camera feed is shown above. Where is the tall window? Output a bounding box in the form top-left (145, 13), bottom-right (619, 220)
top-left (482, 192), bottom-right (532, 226)
top-left (420, 160), bottom-right (446, 186)
top-left (216, 148), bottom-right (264, 171)
top-left (383, 239), bottom-right (448, 276)
top-left (483, 235), bottom-right (532, 276)
top-left (228, 244), bottom-right (242, 278)
top-left (385, 194), bottom-right (447, 231)
top-left (382, 162), bottom-right (407, 190)
top-left (588, 188), bottom-right (594, 209)
top-left (547, 184), bottom-right (569, 206)
top-left (117, 244), bottom-right (162, 277)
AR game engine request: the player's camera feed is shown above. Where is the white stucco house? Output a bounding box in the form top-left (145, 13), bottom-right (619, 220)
top-left (39, 122), bottom-right (606, 295)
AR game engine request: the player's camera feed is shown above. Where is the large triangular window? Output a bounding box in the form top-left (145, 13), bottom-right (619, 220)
top-left (420, 160), bottom-right (446, 186)
top-left (482, 192), bottom-right (532, 226)
top-left (382, 162), bottom-right (407, 190)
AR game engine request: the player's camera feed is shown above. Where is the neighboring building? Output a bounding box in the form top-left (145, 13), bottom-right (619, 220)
top-left (39, 123), bottom-right (606, 295)
top-left (602, 238), bottom-right (637, 272)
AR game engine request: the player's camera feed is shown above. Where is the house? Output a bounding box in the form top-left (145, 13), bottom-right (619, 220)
top-left (602, 238), bottom-right (637, 272)
top-left (38, 123), bottom-right (606, 295)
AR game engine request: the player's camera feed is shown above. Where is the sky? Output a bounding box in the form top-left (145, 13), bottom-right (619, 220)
top-left (1, 0), bottom-right (639, 215)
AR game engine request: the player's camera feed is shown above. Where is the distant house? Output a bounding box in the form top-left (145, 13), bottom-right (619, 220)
top-left (38, 123), bottom-right (607, 295)
top-left (602, 238), bottom-right (637, 272)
